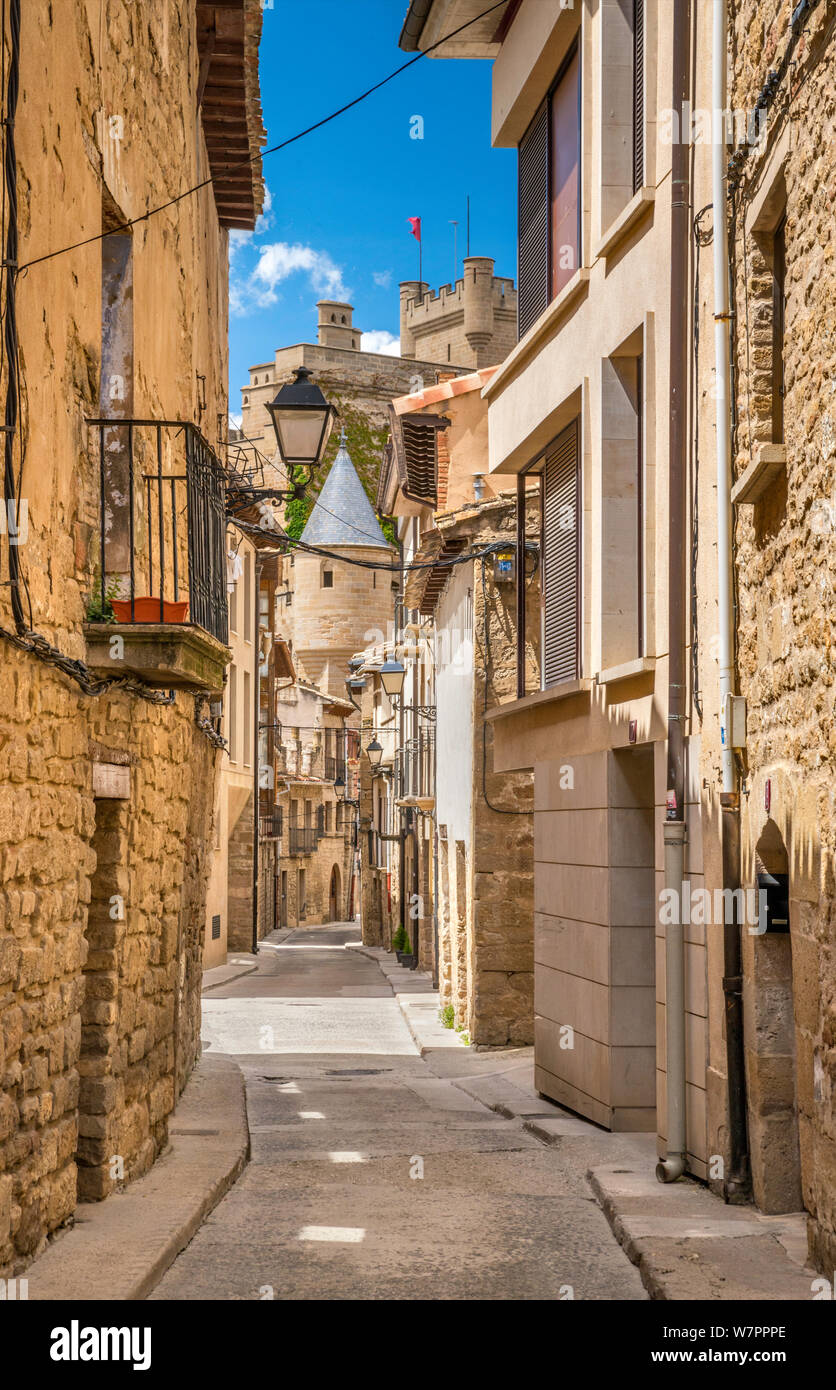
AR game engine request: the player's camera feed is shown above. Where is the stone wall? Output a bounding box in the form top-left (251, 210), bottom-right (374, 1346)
top-left (729, 0), bottom-right (836, 1266)
top-left (400, 259), bottom-right (518, 369)
top-left (436, 494), bottom-right (540, 1046)
top-left (228, 792), bottom-right (254, 953)
top-left (0, 1), bottom-right (243, 1273)
top-left (278, 784), bottom-right (354, 927)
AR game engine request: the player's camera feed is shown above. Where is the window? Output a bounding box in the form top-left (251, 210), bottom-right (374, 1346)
top-left (517, 38), bottom-right (581, 339)
top-left (322, 568), bottom-right (333, 589)
top-left (541, 420), bottom-right (581, 687)
top-left (633, 0), bottom-right (645, 193)
top-left (243, 550), bottom-right (252, 639)
top-left (228, 665), bottom-right (238, 763)
top-left (228, 562), bottom-right (238, 633)
top-left (601, 347), bottom-right (644, 668)
top-left (243, 670), bottom-right (251, 766)
top-left (100, 193), bottom-right (134, 571)
top-left (600, 0), bottom-right (645, 232)
top-left (772, 214), bottom-right (786, 444)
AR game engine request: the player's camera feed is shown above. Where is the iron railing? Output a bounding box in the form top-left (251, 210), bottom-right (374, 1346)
top-left (259, 807), bottom-right (283, 840)
top-left (395, 728), bottom-right (435, 800)
top-left (288, 823), bottom-right (318, 855)
top-left (88, 418), bottom-right (228, 645)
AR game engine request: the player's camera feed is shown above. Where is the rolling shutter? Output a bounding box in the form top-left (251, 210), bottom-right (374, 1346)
top-left (633, 0), bottom-right (645, 193)
top-left (517, 101), bottom-right (549, 340)
top-left (542, 420), bottom-right (580, 687)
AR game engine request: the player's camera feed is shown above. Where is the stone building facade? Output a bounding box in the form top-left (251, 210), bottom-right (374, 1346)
top-left (0, 1), bottom-right (263, 1273)
top-left (358, 368), bottom-right (541, 1043)
top-left (271, 438), bottom-right (393, 927)
top-left (723, 0), bottom-right (836, 1270)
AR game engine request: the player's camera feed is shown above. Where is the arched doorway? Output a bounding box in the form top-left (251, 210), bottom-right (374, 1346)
top-left (329, 864), bottom-right (341, 922)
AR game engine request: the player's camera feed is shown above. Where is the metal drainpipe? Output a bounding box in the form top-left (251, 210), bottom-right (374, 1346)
top-left (657, 0), bottom-right (692, 1185)
top-left (251, 556), bottom-right (262, 955)
top-left (712, 0), bottom-right (750, 1200)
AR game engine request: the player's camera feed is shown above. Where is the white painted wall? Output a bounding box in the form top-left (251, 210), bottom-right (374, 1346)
top-left (434, 561), bottom-right (475, 848)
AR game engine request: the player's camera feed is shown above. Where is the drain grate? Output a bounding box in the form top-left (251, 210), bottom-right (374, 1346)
top-left (325, 1068), bottom-right (391, 1077)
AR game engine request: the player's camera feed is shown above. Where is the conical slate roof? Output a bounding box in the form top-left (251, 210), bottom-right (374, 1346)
top-left (300, 434), bottom-right (391, 550)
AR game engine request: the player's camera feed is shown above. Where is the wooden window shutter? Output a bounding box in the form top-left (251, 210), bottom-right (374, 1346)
top-left (517, 101), bottom-right (549, 340)
top-left (542, 420), bottom-right (580, 687)
top-left (633, 0), bottom-right (645, 193)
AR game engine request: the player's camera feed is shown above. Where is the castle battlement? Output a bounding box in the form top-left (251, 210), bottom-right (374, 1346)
top-left (399, 257), bottom-right (517, 369)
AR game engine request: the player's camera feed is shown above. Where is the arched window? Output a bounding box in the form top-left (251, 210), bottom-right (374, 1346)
top-left (341, 315), bottom-right (346, 324)
top-left (331, 313), bottom-right (336, 322)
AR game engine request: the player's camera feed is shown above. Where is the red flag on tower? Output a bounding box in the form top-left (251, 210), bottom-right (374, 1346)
top-left (407, 216), bottom-right (423, 284)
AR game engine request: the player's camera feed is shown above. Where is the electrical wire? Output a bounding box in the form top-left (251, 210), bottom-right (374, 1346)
top-left (1, 0), bottom-right (24, 631)
top-left (17, 0), bottom-right (508, 275)
top-left (226, 421), bottom-right (398, 550)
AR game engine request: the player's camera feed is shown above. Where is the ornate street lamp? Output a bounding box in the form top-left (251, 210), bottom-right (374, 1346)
top-left (266, 366), bottom-right (336, 475)
top-left (379, 658), bottom-right (406, 699)
top-left (366, 737), bottom-right (383, 768)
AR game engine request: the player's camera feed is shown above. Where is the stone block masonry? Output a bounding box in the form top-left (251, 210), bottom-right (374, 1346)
top-left (0, 652), bottom-right (219, 1266)
top-left (728, 0), bottom-right (836, 1271)
top-left (0, 0), bottom-right (259, 1268)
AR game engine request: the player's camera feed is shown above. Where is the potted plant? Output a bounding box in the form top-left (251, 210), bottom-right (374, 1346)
top-left (111, 596), bottom-right (189, 623)
top-left (85, 572), bottom-right (124, 624)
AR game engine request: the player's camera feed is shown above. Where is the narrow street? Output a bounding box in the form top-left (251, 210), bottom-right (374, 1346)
top-left (152, 926), bottom-right (646, 1302)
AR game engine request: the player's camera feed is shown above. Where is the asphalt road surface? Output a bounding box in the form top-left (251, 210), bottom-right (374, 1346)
top-left (151, 924), bottom-right (646, 1301)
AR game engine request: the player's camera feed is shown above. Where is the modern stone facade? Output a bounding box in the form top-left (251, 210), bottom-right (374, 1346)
top-left (0, 2), bottom-right (263, 1273)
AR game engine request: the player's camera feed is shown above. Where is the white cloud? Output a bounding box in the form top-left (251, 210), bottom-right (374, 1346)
top-left (372, 269), bottom-right (392, 289)
top-left (231, 240), bottom-right (350, 316)
top-left (254, 242), bottom-right (349, 302)
top-left (361, 329), bottom-right (401, 357)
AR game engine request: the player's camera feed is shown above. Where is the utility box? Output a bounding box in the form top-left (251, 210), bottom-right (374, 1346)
top-left (756, 871), bottom-right (790, 934)
top-left (722, 693), bottom-right (747, 750)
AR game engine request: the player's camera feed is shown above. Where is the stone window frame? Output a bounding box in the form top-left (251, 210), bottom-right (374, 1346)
top-left (597, 0), bottom-right (657, 247)
top-left (599, 321), bottom-right (649, 671)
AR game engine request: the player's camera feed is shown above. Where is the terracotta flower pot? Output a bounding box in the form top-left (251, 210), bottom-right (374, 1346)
top-left (112, 597), bottom-right (189, 623)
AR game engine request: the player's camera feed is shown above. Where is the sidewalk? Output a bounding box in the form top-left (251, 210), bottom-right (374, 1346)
top-left (26, 1052), bottom-right (248, 1300)
top-left (352, 941), bottom-right (818, 1302)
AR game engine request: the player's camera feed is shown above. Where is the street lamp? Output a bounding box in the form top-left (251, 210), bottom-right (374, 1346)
top-left (366, 737), bottom-right (383, 768)
top-left (379, 658), bottom-right (406, 699)
top-left (266, 366), bottom-right (336, 473)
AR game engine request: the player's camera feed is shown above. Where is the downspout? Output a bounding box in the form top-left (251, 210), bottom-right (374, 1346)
top-left (712, 0), bottom-right (750, 1200)
top-left (251, 556), bottom-right (262, 955)
top-left (657, 0), bottom-right (692, 1185)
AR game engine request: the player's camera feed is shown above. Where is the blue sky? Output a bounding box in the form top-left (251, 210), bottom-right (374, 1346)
top-left (228, 0), bottom-right (517, 415)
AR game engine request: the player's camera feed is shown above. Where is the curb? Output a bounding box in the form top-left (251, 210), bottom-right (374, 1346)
top-left (587, 1163), bottom-right (817, 1302)
top-left (26, 1052), bottom-right (249, 1301)
top-left (202, 958), bottom-right (259, 993)
top-left (587, 1168), bottom-right (668, 1299)
top-left (347, 941), bottom-right (465, 1057)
